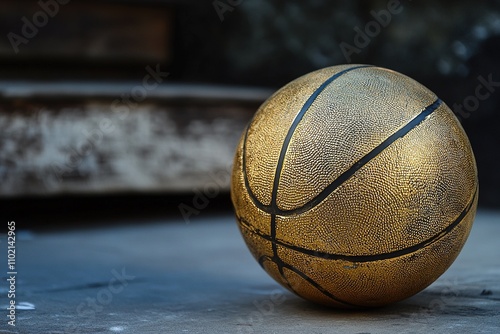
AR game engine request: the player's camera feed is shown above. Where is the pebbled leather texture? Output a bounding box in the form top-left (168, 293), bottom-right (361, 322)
top-left (231, 64), bottom-right (478, 308)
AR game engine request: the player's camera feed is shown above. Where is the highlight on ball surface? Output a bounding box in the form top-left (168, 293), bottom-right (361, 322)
top-left (231, 64), bottom-right (478, 308)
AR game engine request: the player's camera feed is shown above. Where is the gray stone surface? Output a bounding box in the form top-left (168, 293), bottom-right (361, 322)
top-left (1, 210), bottom-right (499, 333)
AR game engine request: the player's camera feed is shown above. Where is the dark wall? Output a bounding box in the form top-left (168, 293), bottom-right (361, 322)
top-left (173, 0), bottom-right (500, 207)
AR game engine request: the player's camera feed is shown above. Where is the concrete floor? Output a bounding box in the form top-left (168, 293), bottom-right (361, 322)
top-left (2, 210), bottom-right (499, 333)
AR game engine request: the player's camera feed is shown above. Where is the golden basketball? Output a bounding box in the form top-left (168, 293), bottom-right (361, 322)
top-left (230, 64), bottom-right (478, 308)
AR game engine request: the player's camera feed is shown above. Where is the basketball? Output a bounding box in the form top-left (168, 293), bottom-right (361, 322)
top-left (230, 64), bottom-right (478, 308)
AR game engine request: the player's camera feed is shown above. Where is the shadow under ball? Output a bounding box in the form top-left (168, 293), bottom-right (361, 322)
top-left (231, 64), bottom-right (478, 308)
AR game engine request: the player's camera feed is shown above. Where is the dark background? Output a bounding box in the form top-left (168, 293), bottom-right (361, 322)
top-left (1, 0), bottom-right (499, 228)
top-left (175, 0), bottom-right (500, 208)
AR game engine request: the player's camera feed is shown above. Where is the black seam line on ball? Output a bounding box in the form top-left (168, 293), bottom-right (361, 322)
top-left (270, 214), bottom-right (287, 276)
top-left (267, 65), bottom-right (372, 300)
top-left (243, 97), bottom-right (442, 217)
top-left (269, 64), bottom-right (373, 209)
top-left (258, 255), bottom-right (294, 291)
top-left (257, 255), bottom-right (359, 307)
top-left (279, 262), bottom-right (359, 308)
top-left (241, 65), bottom-right (373, 213)
top-left (271, 98), bottom-right (442, 216)
top-left (275, 98), bottom-right (443, 216)
top-left (237, 186), bottom-right (477, 263)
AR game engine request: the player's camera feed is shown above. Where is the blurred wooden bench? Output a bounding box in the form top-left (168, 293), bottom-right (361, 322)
top-left (0, 82), bottom-right (271, 196)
